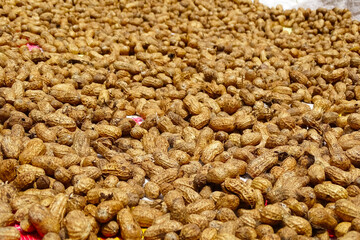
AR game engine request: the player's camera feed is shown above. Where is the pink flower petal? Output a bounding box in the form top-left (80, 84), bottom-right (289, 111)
top-left (126, 115), bottom-right (144, 125)
top-left (26, 43), bottom-right (43, 52)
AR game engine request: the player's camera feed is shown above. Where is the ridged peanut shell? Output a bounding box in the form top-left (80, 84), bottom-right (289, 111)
top-left (347, 113), bottom-right (360, 130)
top-left (44, 113), bottom-right (76, 130)
top-left (131, 205), bottom-right (163, 228)
top-left (28, 204), bottom-right (60, 236)
top-left (186, 199), bottom-right (216, 215)
top-left (81, 166), bottom-right (102, 180)
top-left (48, 143), bottom-right (76, 158)
top-left (64, 210), bottom-right (92, 240)
top-left (151, 168), bottom-right (178, 185)
top-left (240, 132), bottom-right (262, 146)
top-left (17, 164), bottom-right (45, 179)
top-left (214, 233), bottom-right (239, 240)
top-left (324, 166), bottom-right (352, 187)
top-left (235, 114), bottom-right (255, 130)
top-left (308, 164), bottom-right (325, 185)
top-left (216, 208), bottom-right (237, 222)
top-left (178, 185), bottom-right (201, 204)
top-left (335, 199), bottom-right (360, 222)
top-left (96, 200), bottom-right (124, 223)
top-left (0, 212), bottom-right (15, 227)
top-left (308, 207), bottom-right (338, 230)
top-left (94, 124), bottom-right (122, 139)
top-left (10, 194), bottom-right (40, 212)
top-left (180, 223), bottom-right (201, 240)
top-left (215, 194), bottom-right (240, 211)
top-left (289, 70), bottom-right (310, 85)
top-left (144, 220), bottom-right (182, 239)
top-left (113, 61), bottom-right (140, 74)
top-left (224, 178), bottom-right (256, 207)
top-left (144, 181), bottom-right (160, 199)
top-left (142, 76), bottom-right (164, 88)
top-left (346, 146), bottom-right (360, 167)
top-left (183, 95), bottom-right (202, 115)
top-left (207, 161), bottom-right (247, 184)
top-left (54, 167), bottom-right (72, 185)
top-left (102, 162), bottom-right (132, 180)
top-left (335, 221), bottom-right (352, 238)
top-left (200, 227), bottom-right (217, 240)
top-left (19, 138), bottom-right (46, 165)
top-left (323, 130), bottom-right (351, 170)
top-left (0, 226), bottom-right (21, 240)
top-left (209, 116), bottom-right (235, 132)
top-left (153, 151), bottom-right (179, 169)
top-left (283, 215), bottom-right (312, 237)
top-left (338, 231), bottom-right (360, 239)
top-left (30, 156), bottom-right (63, 176)
top-left (1, 136), bottom-right (22, 159)
top-left (251, 177), bottom-right (272, 194)
top-left (260, 204), bottom-right (286, 225)
top-left (49, 193), bottom-right (68, 223)
top-left (101, 221), bottom-right (119, 238)
top-left (0, 202), bottom-right (12, 214)
top-left (117, 208), bottom-right (142, 240)
top-left (34, 123), bottom-right (57, 143)
top-left (86, 188), bottom-right (113, 205)
top-left (42, 232), bottom-right (61, 240)
top-left (239, 89), bottom-right (256, 106)
top-left (190, 108), bottom-right (211, 130)
top-left (323, 68), bottom-right (346, 83)
top-left (50, 84), bottom-right (80, 105)
top-left (0, 159), bottom-right (17, 182)
top-left (187, 214), bottom-right (209, 230)
top-left (201, 141), bottom-right (224, 164)
top-left (247, 152), bottom-right (278, 178)
top-left (314, 182), bottom-right (348, 202)
top-left (73, 176), bottom-right (95, 195)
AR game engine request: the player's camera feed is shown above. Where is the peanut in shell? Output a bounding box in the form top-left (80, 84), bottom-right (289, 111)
top-left (246, 152), bottom-right (278, 178)
top-left (314, 182), bottom-right (348, 202)
top-left (0, 227), bottom-right (21, 240)
top-left (283, 215), bottom-right (312, 237)
top-left (64, 210), bottom-right (92, 240)
top-left (223, 178), bottom-right (256, 208)
top-left (335, 199), bottom-right (360, 222)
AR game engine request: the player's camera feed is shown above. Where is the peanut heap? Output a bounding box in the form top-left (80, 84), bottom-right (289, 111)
top-left (0, 0), bottom-right (360, 239)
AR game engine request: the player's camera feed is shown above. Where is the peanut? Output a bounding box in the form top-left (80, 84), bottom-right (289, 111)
top-left (0, 227), bottom-right (21, 240)
top-left (0, 0), bottom-right (358, 239)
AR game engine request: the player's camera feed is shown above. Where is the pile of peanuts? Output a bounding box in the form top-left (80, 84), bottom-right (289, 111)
top-left (0, 0), bottom-right (360, 239)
